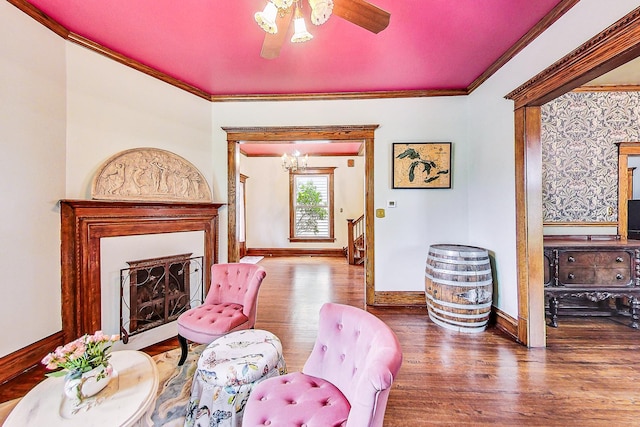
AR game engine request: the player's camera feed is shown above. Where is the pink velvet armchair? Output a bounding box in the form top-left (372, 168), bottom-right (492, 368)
top-left (176, 262), bottom-right (266, 366)
top-left (242, 302), bottom-right (403, 427)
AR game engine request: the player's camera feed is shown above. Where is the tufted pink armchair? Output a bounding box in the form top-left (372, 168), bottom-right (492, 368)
top-left (242, 302), bottom-right (403, 427)
top-left (176, 263), bottom-right (266, 366)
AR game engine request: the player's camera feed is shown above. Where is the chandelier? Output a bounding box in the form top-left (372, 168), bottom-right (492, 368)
top-left (255, 0), bottom-right (333, 43)
top-left (281, 151), bottom-right (308, 172)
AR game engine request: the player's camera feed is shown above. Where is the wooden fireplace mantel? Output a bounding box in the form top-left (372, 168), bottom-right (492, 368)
top-left (60, 199), bottom-right (224, 342)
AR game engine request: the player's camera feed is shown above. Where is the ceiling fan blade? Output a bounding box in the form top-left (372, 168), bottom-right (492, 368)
top-left (261, 6), bottom-right (294, 59)
top-left (332, 0), bottom-right (390, 34)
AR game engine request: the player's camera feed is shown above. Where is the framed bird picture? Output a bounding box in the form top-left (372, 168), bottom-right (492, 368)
top-left (392, 142), bottom-right (451, 189)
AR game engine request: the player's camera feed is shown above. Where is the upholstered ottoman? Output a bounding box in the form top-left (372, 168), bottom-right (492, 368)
top-left (185, 329), bottom-right (286, 427)
top-left (242, 371), bottom-right (351, 427)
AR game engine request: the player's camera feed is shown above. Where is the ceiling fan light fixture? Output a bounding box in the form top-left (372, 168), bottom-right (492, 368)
top-left (255, 2), bottom-right (279, 34)
top-left (291, 2), bottom-right (313, 43)
top-left (272, 0), bottom-right (294, 9)
top-left (309, 0), bottom-right (333, 25)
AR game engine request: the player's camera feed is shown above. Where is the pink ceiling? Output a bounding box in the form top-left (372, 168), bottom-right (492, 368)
top-left (240, 141), bottom-right (363, 157)
top-left (22, 0), bottom-right (566, 97)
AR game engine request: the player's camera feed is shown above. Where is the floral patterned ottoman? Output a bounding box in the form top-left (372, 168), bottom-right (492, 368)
top-left (184, 329), bottom-right (286, 427)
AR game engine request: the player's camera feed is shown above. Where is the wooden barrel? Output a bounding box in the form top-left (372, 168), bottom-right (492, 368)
top-left (424, 244), bottom-right (493, 333)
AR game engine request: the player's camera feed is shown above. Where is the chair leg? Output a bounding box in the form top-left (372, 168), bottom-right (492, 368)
top-left (178, 334), bottom-right (188, 366)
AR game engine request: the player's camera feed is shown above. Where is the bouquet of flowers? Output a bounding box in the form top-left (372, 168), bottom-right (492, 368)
top-left (41, 330), bottom-right (120, 380)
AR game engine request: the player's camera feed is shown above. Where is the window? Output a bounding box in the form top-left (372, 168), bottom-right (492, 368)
top-left (289, 167), bottom-right (335, 242)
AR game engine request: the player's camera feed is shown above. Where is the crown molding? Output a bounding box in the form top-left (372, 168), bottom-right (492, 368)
top-left (506, 7), bottom-right (640, 108)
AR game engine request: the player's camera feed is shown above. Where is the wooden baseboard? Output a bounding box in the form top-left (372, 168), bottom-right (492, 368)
top-left (373, 291), bottom-right (425, 306)
top-left (247, 248), bottom-right (345, 257)
top-left (374, 291), bottom-right (521, 344)
top-left (491, 306), bottom-right (520, 343)
top-left (0, 331), bottom-right (64, 385)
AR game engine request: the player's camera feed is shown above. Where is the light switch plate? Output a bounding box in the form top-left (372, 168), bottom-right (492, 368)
top-left (376, 208), bottom-right (385, 218)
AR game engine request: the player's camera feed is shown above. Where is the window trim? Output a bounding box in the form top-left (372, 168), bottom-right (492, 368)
top-left (289, 167), bottom-right (336, 243)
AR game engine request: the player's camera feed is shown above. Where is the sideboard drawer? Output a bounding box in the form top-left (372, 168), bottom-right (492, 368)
top-left (556, 250), bottom-right (633, 287)
top-left (558, 269), bottom-right (595, 285)
top-left (595, 251), bottom-right (630, 266)
top-left (594, 268), bottom-right (632, 286)
top-left (559, 268), bottom-right (631, 287)
top-left (558, 251), bottom-right (595, 267)
top-left (557, 250), bottom-right (629, 267)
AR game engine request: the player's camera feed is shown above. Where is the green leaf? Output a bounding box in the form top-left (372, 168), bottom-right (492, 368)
top-left (45, 370), bottom-right (68, 378)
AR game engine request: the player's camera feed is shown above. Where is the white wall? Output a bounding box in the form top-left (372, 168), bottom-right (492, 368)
top-left (0, 2), bottom-right (66, 357)
top-left (213, 97), bottom-right (470, 292)
top-left (240, 154), bottom-right (365, 249)
top-left (65, 43), bottom-right (216, 200)
top-left (466, 0), bottom-right (640, 315)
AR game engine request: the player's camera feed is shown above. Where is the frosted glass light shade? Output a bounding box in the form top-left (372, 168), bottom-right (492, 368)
top-left (255, 2), bottom-right (278, 34)
top-left (291, 16), bottom-right (313, 42)
top-left (272, 0), bottom-right (294, 9)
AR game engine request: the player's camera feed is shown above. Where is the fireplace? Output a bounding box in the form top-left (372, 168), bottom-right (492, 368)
top-left (60, 200), bottom-right (224, 343)
top-left (121, 253), bottom-right (204, 343)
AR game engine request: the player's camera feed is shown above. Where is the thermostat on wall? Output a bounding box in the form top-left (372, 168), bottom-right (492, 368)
top-left (387, 200), bottom-right (396, 208)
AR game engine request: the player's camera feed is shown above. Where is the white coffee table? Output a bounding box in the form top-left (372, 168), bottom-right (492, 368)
top-left (3, 350), bottom-right (159, 427)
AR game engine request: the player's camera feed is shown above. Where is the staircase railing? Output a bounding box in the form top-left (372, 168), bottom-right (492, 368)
top-left (346, 215), bottom-right (365, 265)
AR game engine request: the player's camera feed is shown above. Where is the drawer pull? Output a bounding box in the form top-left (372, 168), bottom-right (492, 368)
top-left (616, 273), bottom-right (623, 280)
top-left (616, 257), bottom-right (624, 263)
top-left (568, 273), bottom-right (575, 279)
top-left (568, 256), bottom-right (575, 263)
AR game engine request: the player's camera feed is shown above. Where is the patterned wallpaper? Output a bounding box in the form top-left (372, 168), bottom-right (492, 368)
top-left (541, 91), bottom-right (640, 223)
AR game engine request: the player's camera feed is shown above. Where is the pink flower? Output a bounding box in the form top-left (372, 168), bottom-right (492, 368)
top-left (53, 346), bottom-right (65, 358)
top-left (41, 330), bottom-right (117, 376)
top-left (72, 343), bottom-right (86, 358)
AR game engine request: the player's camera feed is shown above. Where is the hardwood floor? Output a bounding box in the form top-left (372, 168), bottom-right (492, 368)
top-left (2, 256), bottom-right (640, 425)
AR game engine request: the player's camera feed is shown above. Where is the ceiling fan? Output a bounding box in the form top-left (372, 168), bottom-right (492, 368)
top-left (254, 0), bottom-right (391, 59)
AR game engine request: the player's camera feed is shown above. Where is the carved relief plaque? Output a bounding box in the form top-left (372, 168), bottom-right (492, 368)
top-left (92, 148), bottom-right (212, 202)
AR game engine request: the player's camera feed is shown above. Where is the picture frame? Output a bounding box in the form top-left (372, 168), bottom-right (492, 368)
top-left (392, 142), bottom-right (451, 189)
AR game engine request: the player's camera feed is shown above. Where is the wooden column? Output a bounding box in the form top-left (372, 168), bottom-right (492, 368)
top-left (514, 106), bottom-right (545, 348)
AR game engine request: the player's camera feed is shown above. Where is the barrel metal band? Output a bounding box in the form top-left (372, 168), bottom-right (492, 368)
top-left (426, 292), bottom-right (493, 310)
top-left (427, 312), bottom-right (488, 333)
top-left (428, 246), bottom-right (488, 258)
top-left (425, 272), bottom-right (493, 287)
top-left (426, 266), bottom-right (492, 276)
top-left (426, 302), bottom-right (490, 319)
top-left (427, 256), bottom-right (489, 266)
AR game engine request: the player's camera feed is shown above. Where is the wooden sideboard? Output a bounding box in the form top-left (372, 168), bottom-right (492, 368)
top-left (544, 237), bottom-right (640, 329)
